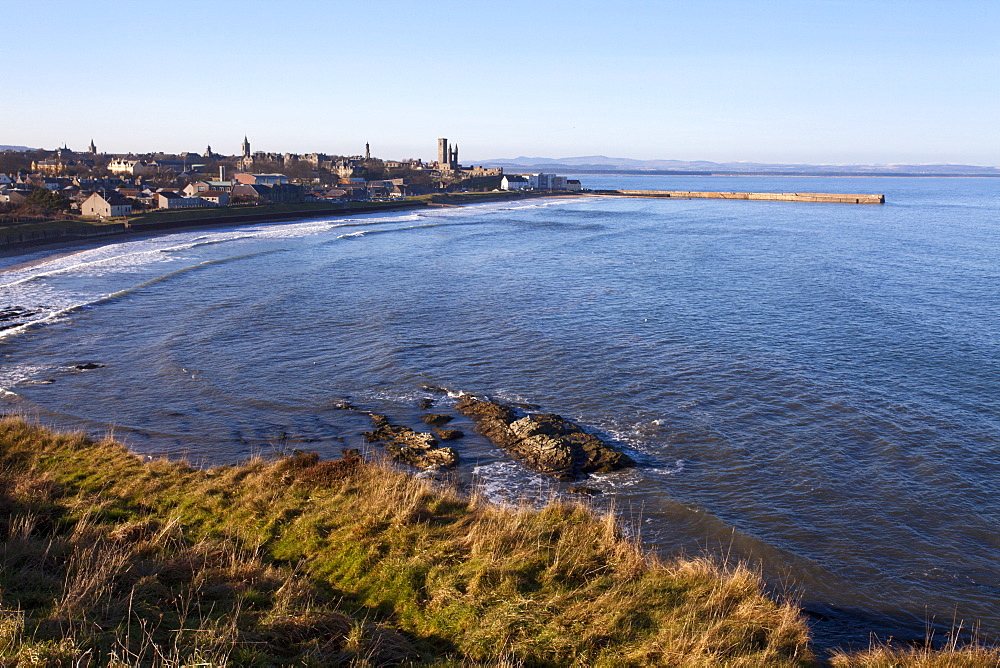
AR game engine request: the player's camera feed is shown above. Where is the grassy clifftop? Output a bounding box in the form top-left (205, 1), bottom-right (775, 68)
top-left (0, 418), bottom-right (995, 666)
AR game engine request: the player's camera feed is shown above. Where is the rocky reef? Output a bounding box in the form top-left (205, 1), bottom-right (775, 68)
top-left (454, 396), bottom-right (634, 480)
top-left (362, 414), bottom-right (459, 469)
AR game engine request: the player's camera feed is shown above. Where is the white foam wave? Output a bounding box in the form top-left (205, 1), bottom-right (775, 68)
top-left (0, 363), bottom-right (60, 389)
top-left (0, 302), bottom-right (90, 341)
top-left (470, 461), bottom-right (554, 506)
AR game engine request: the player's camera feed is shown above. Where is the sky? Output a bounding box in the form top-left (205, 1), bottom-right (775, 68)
top-left (2, 0), bottom-right (998, 165)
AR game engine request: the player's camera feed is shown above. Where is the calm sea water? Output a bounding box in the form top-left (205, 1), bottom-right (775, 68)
top-left (1, 175), bottom-right (998, 650)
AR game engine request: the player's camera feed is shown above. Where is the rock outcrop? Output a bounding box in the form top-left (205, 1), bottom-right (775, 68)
top-left (420, 414), bottom-right (453, 427)
top-left (363, 414), bottom-right (459, 469)
top-left (454, 396), bottom-right (634, 480)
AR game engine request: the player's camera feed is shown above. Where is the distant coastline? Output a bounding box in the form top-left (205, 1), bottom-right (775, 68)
top-left (535, 169), bottom-right (1000, 178)
top-left (480, 155), bottom-right (1000, 178)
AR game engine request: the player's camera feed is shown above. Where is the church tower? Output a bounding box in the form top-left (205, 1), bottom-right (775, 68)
top-left (242, 136), bottom-right (251, 159)
top-left (365, 142), bottom-right (370, 160)
top-left (88, 139), bottom-right (97, 155)
top-left (437, 138), bottom-right (449, 168)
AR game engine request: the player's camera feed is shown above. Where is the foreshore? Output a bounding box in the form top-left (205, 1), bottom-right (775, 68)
top-left (0, 190), bottom-right (579, 258)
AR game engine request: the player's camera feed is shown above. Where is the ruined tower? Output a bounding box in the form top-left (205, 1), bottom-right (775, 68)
top-left (437, 138), bottom-right (449, 168)
top-left (365, 142), bottom-right (370, 160)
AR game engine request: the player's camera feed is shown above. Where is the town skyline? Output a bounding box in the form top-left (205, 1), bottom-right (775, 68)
top-left (3, 1), bottom-right (997, 167)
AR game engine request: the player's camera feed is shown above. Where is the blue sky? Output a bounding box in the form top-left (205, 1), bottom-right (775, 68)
top-left (3, 0), bottom-right (998, 165)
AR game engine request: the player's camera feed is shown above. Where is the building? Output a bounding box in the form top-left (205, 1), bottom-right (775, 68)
top-left (109, 158), bottom-right (156, 177)
top-left (1, 190), bottom-right (30, 206)
top-left (238, 136), bottom-right (254, 170)
top-left (198, 190), bottom-right (230, 206)
top-left (81, 192), bottom-right (132, 218)
top-left (566, 179), bottom-right (582, 191)
top-left (155, 191), bottom-right (206, 209)
top-left (436, 138), bottom-right (459, 171)
top-left (234, 173), bottom-right (289, 186)
top-left (526, 173), bottom-right (566, 190)
top-left (500, 174), bottom-right (530, 191)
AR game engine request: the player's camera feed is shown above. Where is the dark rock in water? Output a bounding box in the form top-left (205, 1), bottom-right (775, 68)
top-left (567, 486), bottom-right (602, 496)
top-left (433, 428), bottom-right (464, 441)
top-left (331, 400), bottom-right (355, 410)
top-left (420, 413), bottom-right (452, 426)
top-left (74, 362), bottom-right (104, 370)
top-left (420, 384), bottom-right (449, 394)
top-left (418, 398), bottom-right (435, 409)
top-left (455, 396), bottom-right (634, 480)
top-left (363, 414), bottom-right (458, 469)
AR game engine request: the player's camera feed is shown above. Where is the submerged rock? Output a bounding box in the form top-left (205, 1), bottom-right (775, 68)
top-left (433, 428), bottom-right (464, 441)
top-left (74, 362), bottom-right (104, 370)
top-left (363, 414), bottom-right (458, 469)
top-left (567, 486), bottom-right (602, 496)
top-left (420, 413), bottom-right (452, 426)
top-left (455, 396), bottom-right (634, 480)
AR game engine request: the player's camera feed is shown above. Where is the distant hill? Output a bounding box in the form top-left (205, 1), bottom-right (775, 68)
top-left (480, 156), bottom-right (1000, 177)
top-left (0, 145), bottom-right (33, 152)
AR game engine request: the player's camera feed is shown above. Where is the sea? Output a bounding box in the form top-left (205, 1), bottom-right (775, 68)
top-left (1, 174), bottom-right (997, 652)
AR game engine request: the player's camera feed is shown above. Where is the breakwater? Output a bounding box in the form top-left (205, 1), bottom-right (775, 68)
top-left (600, 189), bottom-right (885, 204)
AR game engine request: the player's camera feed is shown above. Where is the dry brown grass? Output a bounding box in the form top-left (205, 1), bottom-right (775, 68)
top-left (830, 642), bottom-right (1000, 668)
top-left (4, 416), bottom-right (979, 666)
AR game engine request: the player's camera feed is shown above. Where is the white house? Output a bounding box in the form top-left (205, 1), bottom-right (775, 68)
top-left (500, 174), bottom-right (530, 191)
top-left (81, 192), bottom-right (132, 218)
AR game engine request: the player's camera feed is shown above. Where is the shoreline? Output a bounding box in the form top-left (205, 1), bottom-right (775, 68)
top-left (0, 191), bottom-right (580, 262)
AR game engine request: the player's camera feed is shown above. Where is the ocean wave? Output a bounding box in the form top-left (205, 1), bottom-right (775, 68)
top-left (470, 461), bottom-right (554, 506)
top-left (0, 363), bottom-right (61, 388)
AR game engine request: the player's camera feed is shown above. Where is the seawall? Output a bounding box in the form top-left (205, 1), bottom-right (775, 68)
top-left (601, 190), bottom-right (885, 204)
top-left (0, 201), bottom-right (429, 253)
top-left (0, 223), bottom-right (128, 251)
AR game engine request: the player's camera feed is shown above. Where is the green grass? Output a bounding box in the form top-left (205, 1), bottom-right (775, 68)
top-left (1, 419), bottom-right (994, 665)
top-left (0, 218), bottom-right (123, 236)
